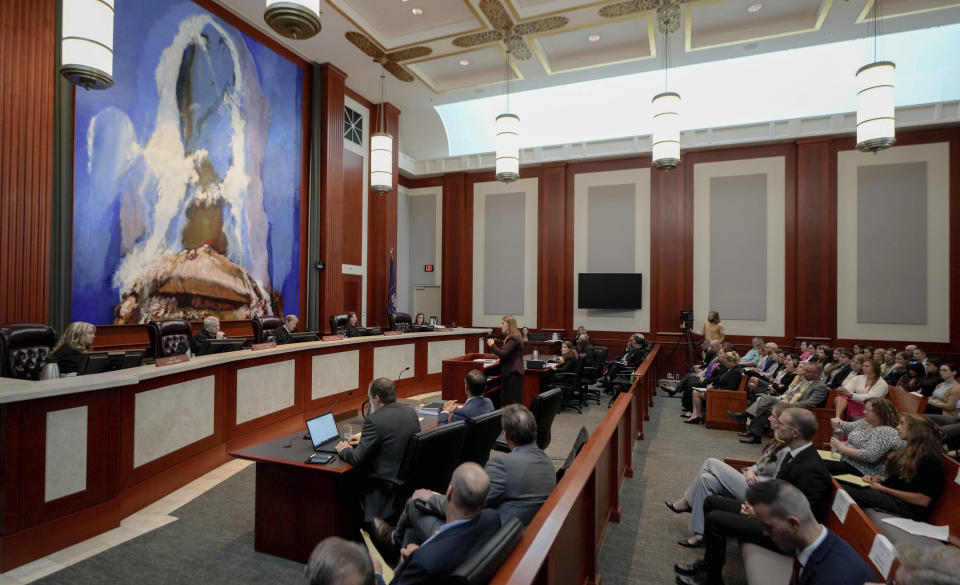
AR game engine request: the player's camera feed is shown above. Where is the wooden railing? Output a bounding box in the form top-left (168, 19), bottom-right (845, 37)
top-left (489, 344), bottom-right (662, 585)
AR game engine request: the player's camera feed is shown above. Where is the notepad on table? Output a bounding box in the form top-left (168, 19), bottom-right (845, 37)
top-left (834, 474), bottom-right (869, 487)
top-left (818, 449), bottom-right (841, 461)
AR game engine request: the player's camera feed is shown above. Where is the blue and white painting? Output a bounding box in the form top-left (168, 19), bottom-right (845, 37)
top-left (73, 0), bottom-right (303, 325)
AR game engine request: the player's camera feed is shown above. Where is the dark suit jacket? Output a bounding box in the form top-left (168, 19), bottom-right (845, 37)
top-left (437, 396), bottom-right (494, 424)
top-left (826, 364), bottom-right (852, 389)
top-left (273, 325), bottom-right (296, 344)
top-left (189, 329), bottom-right (217, 356)
top-left (49, 345), bottom-right (83, 374)
top-left (485, 443), bottom-right (556, 525)
top-left (776, 444), bottom-right (833, 521)
top-left (490, 334), bottom-right (524, 377)
top-left (338, 401), bottom-right (420, 521)
top-left (799, 529), bottom-right (876, 585)
top-left (709, 364), bottom-right (743, 390)
top-left (388, 509), bottom-right (502, 585)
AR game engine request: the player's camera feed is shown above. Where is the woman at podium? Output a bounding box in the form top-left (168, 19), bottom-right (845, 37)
top-left (487, 315), bottom-right (524, 405)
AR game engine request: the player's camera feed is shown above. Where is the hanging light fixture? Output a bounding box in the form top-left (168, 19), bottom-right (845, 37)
top-left (60, 0), bottom-right (116, 90)
top-left (264, 1), bottom-right (321, 40)
top-left (651, 3), bottom-right (681, 171)
top-left (856, 0), bottom-right (895, 152)
top-left (370, 63), bottom-right (393, 194)
top-left (495, 41), bottom-right (520, 183)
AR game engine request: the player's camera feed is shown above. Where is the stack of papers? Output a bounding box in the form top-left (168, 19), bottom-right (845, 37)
top-left (417, 402), bottom-right (444, 416)
top-left (834, 474), bottom-right (869, 487)
top-left (818, 450), bottom-right (841, 461)
top-left (881, 517), bottom-right (950, 541)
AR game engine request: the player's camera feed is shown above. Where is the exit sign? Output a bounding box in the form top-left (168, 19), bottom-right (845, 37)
top-left (424, 264), bottom-right (434, 272)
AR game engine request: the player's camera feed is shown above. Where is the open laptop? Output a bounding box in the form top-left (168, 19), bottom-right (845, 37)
top-left (305, 412), bottom-right (341, 453)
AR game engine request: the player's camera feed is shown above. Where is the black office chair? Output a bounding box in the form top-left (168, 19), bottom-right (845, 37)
top-left (493, 387), bottom-right (562, 453)
top-left (329, 313), bottom-right (349, 335)
top-left (373, 421), bottom-right (468, 519)
top-left (0, 322), bottom-right (57, 380)
top-left (459, 410), bottom-right (503, 466)
top-left (448, 517), bottom-right (524, 585)
top-left (552, 357), bottom-right (585, 414)
top-left (252, 315), bottom-right (283, 343)
top-left (555, 426), bottom-right (589, 483)
top-left (580, 346), bottom-right (608, 405)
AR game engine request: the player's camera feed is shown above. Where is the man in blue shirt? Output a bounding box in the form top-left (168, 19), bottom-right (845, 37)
top-left (437, 369), bottom-right (494, 424)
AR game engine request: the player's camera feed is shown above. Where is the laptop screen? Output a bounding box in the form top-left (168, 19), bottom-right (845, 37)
top-left (306, 413), bottom-right (339, 447)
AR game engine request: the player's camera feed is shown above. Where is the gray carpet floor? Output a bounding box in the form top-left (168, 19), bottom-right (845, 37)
top-left (30, 388), bottom-right (763, 585)
top-left (597, 387), bottom-right (764, 585)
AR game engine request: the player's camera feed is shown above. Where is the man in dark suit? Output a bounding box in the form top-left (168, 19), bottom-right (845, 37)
top-left (273, 314), bottom-right (299, 344)
top-left (437, 369), bottom-right (494, 425)
top-left (375, 463), bottom-right (501, 585)
top-left (336, 378), bottom-right (421, 522)
top-left (602, 333), bottom-right (647, 391)
top-left (374, 403), bottom-right (555, 549)
top-left (732, 361), bottom-right (829, 444)
top-left (747, 480), bottom-right (874, 585)
top-left (675, 407), bottom-right (833, 585)
top-left (189, 315), bottom-right (225, 356)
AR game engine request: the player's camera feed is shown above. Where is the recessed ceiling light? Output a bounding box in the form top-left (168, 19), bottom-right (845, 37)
top-left (588, 33), bottom-right (600, 42)
top-left (460, 59), bottom-right (470, 66)
top-left (747, 3), bottom-right (762, 13)
top-left (411, 7), bottom-right (423, 15)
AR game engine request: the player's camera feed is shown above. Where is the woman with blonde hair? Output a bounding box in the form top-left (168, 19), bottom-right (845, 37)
top-left (849, 413), bottom-right (946, 521)
top-left (487, 315), bottom-right (525, 405)
top-left (835, 359), bottom-right (888, 420)
top-left (49, 321), bottom-right (96, 374)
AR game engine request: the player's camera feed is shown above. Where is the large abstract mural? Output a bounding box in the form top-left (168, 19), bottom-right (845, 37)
top-left (73, 0), bottom-right (303, 325)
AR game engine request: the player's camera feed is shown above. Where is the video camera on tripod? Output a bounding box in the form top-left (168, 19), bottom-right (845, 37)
top-left (680, 309), bottom-right (694, 330)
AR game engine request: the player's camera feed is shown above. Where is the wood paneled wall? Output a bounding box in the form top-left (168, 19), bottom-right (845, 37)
top-left (367, 103), bottom-right (400, 329)
top-left (405, 126), bottom-right (960, 354)
top-left (317, 64), bottom-right (347, 330)
top-left (0, 0), bottom-right (55, 324)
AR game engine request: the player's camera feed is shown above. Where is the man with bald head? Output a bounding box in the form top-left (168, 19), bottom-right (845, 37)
top-left (380, 462), bottom-right (502, 585)
top-left (676, 407), bottom-right (833, 585)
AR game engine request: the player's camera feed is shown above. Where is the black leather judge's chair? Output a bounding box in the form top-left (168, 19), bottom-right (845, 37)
top-left (0, 323), bottom-right (57, 380)
top-left (146, 319), bottom-right (191, 359)
top-left (329, 314), bottom-right (349, 335)
top-left (458, 409), bottom-right (503, 466)
top-left (449, 517), bottom-right (524, 585)
top-left (493, 387), bottom-right (563, 453)
top-left (388, 312), bottom-right (412, 331)
top-left (252, 316), bottom-right (283, 343)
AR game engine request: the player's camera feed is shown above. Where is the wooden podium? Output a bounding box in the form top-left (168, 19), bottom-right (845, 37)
top-left (441, 353), bottom-right (555, 407)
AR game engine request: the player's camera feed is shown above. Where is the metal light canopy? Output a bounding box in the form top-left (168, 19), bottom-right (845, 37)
top-left (264, 0), bottom-right (321, 40)
top-left (60, 0), bottom-right (115, 90)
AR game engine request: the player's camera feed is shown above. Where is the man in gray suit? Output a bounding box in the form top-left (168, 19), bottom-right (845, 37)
top-left (372, 403), bottom-right (555, 549)
top-left (733, 361), bottom-right (828, 444)
top-left (337, 378), bottom-right (421, 522)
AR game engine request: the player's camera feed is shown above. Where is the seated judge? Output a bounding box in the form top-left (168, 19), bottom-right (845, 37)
top-left (344, 311), bottom-right (360, 337)
top-left (377, 463), bottom-right (501, 585)
top-left (190, 316), bottom-right (226, 356)
top-left (438, 369), bottom-right (494, 425)
top-left (373, 404), bottom-right (555, 552)
top-left (413, 313), bottom-right (426, 327)
top-left (48, 321), bottom-right (96, 374)
top-left (274, 314), bottom-right (299, 344)
top-left (336, 378), bottom-right (421, 522)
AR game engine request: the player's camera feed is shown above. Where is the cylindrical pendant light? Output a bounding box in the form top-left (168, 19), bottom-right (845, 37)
top-left (651, 91), bottom-right (681, 171)
top-left (264, 0), bottom-right (321, 40)
top-left (855, 61), bottom-right (896, 153)
top-left (60, 0), bottom-right (115, 90)
top-left (370, 132), bottom-right (393, 193)
top-left (495, 113), bottom-right (520, 183)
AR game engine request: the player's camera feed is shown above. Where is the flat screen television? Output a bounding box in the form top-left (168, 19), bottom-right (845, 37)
top-left (577, 273), bottom-right (642, 309)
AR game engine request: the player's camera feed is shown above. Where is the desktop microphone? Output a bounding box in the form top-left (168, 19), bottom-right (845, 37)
top-left (396, 365), bottom-right (411, 382)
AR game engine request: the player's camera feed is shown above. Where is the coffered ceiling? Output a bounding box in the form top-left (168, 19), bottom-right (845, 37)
top-left (214, 0), bottom-right (960, 159)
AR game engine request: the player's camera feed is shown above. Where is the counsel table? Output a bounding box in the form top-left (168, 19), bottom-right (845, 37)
top-left (0, 327), bottom-right (487, 571)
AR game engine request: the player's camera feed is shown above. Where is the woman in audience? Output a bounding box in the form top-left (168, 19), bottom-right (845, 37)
top-left (701, 311), bottom-right (724, 343)
top-left (919, 358), bottom-right (944, 398)
top-left (884, 351), bottom-right (910, 386)
top-left (872, 348), bottom-right (886, 369)
top-left (685, 351), bottom-right (743, 424)
top-left (48, 321), bottom-right (96, 374)
top-left (853, 343), bottom-right (867, 357)
top-left (879, 348), bottom-right (895, 376)
top-left (798, 341), bottom-right (812, 361)
top-left (343, 311), bottom-right (360, 337)
top-left (897, 362), bottom-right (927, 394)
top-left (818, 345), bottom-right (837, 379)
top-left (849, 413), bottom-right (946, 521)
top-left (828, 397), bottom-right (904, 477)
top-left (763, 354), bottom-right (800, 396)
top-left (835, 359), bottom-right (888, 420)
top-left (926, 363), bottom-right (960, 416)
top-left (666, 402), bottom-right (790, 547)
top-left (746, 350), bottom-right (790, 396)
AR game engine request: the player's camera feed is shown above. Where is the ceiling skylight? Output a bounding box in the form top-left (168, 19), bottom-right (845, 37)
top-left (435, 24), bottom-right (960, 158)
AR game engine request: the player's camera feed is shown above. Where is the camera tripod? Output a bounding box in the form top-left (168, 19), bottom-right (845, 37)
top-left (666, 324), bottom-right (699, 372)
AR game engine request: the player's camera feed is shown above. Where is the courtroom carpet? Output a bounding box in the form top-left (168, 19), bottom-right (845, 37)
top-left (24, 393), bottom-right (611, 585)
top-left (597, 387), bottom-right (763, 585)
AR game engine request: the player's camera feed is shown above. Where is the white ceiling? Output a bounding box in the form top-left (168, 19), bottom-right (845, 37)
top-left (214, 0), bottom-right (960, 160)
